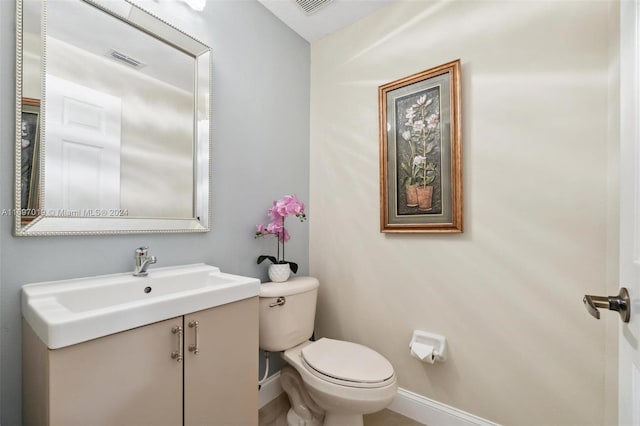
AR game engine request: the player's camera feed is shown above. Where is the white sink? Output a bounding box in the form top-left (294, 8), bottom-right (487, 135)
top-left (22, 263), bottom-right (260, 349)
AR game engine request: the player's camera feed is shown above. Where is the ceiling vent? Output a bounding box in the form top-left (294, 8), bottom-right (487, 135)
top-left (106, 49), bottom-right (146, 69)
top-left (295, 0), bottom-right (334, 15)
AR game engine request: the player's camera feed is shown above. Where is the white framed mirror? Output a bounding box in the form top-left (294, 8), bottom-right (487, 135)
top-left (15, 0), bottom-right (211, 236)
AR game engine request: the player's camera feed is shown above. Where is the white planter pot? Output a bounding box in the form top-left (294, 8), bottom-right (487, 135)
top-left (268, 263), bottom-right (290, 283)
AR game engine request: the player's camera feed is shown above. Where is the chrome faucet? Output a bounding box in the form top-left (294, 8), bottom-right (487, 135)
top-left (133, 246), bottom-right (157, 277)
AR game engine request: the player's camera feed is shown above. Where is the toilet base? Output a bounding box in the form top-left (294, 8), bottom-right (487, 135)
top-left (281, 366), bottom-right (324, 426)
top-left (323, 413), bottom-right (364, 426)
top-left (287, 408), bottom-right (323, 426)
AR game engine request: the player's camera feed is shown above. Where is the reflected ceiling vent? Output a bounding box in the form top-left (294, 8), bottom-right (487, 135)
top-left (106, 49), bottom-right (146, 69)
top-left (295, 0), bottom-right (334, 15)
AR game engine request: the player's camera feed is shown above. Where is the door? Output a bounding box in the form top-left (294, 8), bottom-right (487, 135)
top-left (183, 298), bottom-right (259, 426)
top-left (47, 317), bottom-right (183, 426)
top-left (45, 74), bottom-right (122, 211)
top-left (619, 0), bottom-right (640, 424)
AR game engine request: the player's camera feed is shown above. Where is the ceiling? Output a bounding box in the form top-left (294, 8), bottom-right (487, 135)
top-left (257, 0), bottom-right (394, 42)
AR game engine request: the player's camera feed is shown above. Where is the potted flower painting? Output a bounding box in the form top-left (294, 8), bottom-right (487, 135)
top-left (255, 195), bottom-right (307, 282)
top-left (378, 59), bottom-right (462, 233)
top-left (400, 93), bottom-right (439, 212)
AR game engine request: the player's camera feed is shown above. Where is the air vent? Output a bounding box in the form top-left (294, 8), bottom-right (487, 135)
top-left (106, 49), bottom-right (146, 69)
top-left (295, 0), bottom-right (334, 15)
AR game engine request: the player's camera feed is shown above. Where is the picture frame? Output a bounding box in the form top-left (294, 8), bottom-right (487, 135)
top-left (379, 60), bottom-right (462, 233)
top-left (21, 97), bottom-right (41, 223)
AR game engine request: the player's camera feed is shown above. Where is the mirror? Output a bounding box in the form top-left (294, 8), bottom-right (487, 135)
top-left (15, 0), bottom-right (211, 235)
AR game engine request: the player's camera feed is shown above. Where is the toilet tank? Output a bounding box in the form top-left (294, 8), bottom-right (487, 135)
top-left (259, 276), bottom-right (319, 352)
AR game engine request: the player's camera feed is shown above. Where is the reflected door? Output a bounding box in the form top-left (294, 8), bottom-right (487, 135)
top-left (45, 74), bottom-right (122, 212)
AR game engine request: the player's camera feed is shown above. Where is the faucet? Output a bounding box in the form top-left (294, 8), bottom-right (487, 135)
top-left (133, 247), bottom-right (157, 277)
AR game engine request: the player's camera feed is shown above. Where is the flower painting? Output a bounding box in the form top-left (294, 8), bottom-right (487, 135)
top-left (20, 98), bottom-right (41, 219)
top-left (379, 60), bottom-right (463, 233)
top-left (395, 88), bottom-right (442, 215)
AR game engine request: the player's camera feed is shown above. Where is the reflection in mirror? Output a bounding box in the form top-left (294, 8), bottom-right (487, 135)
top-left (15, 0), bottom-right (211, 235)
top-left (21, 98), bottom-right (40, 213)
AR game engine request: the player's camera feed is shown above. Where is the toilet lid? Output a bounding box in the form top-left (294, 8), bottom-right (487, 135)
top-left (301, 338), bottom-right (394, 384)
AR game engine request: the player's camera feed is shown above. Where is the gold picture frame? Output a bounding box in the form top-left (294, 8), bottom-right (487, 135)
top-left (379, 59), bottom-right (462, 233)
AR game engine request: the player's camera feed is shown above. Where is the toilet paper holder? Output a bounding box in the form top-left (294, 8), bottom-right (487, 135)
top-left (409, 330), bottom-right (446, 363)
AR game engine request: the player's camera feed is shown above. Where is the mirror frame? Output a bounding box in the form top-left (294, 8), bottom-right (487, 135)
top-left (14, 0), bottom-right (212, 236)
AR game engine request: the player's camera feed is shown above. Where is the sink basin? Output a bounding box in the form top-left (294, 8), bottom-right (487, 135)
top-left (22, 264), bottom-right (260, 349)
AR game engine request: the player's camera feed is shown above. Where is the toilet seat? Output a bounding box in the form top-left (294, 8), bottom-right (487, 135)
top-left (301, 338), bottom-right (395, 389)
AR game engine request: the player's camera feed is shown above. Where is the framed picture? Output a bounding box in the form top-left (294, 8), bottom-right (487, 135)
top-left (379, 60), bottom-right (462, 233)
top-left (21, 98), bottom-right (41, 221)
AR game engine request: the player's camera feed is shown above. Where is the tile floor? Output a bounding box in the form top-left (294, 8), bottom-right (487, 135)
top-left (363, 409), bottom-right (426, 426)
top-left (259, 393), bottom-right (426, 426)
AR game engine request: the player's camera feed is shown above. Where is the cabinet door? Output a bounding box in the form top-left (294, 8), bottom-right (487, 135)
top-left (48, 317), bottom-right (183, 426)
top-left (184, 297), bottom-right (258, 426)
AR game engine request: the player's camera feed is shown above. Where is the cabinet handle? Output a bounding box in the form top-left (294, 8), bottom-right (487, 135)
top-left (188, 320), bottom-right (200, 355)
top-left (171, 325), bottom-right (183, 362)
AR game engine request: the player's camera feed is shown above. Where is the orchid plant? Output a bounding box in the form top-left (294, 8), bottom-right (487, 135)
top-left (255, 195), bottom-right (307, 273)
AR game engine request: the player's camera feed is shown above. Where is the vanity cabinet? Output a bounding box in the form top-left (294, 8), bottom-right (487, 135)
top-left (184, 299), bottom-right (258, 425)
top-left (23, 297), bottom-right (258, 426)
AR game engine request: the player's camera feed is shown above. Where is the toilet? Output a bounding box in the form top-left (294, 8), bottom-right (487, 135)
top-left (259, 276), bottom-right (397, 426)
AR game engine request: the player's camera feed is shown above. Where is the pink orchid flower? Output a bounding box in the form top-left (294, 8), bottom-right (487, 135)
top-left (255, 195), bottom-right (307, 272)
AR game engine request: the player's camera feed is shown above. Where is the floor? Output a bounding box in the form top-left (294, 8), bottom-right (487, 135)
top-left (259, 393), bottom-right (426, 426)
top-left (363, 409), bottom-right (426, 426)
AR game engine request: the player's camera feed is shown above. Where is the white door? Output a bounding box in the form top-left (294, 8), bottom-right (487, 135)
top-left (619, 0), bottom-right (640, 424)
top-left (45, 74), bottom-right (122, 212)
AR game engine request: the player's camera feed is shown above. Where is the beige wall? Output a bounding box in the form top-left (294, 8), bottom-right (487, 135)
top-left (22, 32), bottom-right (40, 99)
top-left (309, 1), bottom-right (617, 425)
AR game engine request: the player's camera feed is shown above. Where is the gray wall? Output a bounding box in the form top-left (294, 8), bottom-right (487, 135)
top-left (0, 1), bottom-right (309, 424)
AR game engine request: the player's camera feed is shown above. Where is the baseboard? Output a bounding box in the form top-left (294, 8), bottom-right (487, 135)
top-left (257, 375), bottom-right (498, 426)
top-left (258, 372), bottom-right (283, 409)
top-left (389, 388), bottom-right (500, 426)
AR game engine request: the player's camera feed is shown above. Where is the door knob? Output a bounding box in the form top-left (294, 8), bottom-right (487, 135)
top-left (583, 287), bottom-right (630, 323)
